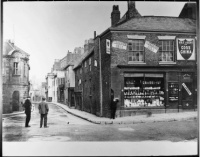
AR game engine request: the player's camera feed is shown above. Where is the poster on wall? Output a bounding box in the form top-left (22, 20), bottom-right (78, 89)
top-left (106, 39), bottom-right (110, 54)
top-left (144, 41), bottom-right (159, 53)
top-left (112, 41), bottom-right (127, 50)
top-left (177, 38), bottom-right (195, 60)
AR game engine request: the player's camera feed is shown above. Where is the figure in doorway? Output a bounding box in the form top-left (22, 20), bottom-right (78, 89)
top-left (110, 98), bottom-right (119, 119)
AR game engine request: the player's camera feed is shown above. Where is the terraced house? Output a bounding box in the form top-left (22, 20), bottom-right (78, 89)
top-left (73, 1), bottom-right (197, 118)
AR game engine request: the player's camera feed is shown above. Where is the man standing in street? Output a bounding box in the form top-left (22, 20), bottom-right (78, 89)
top-left (38, 98), bottom-right (49, 128)
top-left (23, 97), bottom-right (32, 127)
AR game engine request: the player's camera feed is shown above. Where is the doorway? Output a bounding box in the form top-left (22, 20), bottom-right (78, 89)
top-left (12, 91), bottom-right (20, 111)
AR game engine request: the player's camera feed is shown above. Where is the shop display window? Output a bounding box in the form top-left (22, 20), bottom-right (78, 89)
top-left (124, 73), bottom-right (165, 108)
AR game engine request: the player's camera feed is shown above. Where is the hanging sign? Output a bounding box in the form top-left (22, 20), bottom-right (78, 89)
top-left (106, 39), bottom-right (111, 54)
top-left (112, 41), bottom-right (127, 50)
top-left (177, 38), bottom-right (195, 60)
top-left (182, 83), bottom-right (192, 95)
top-left (144, 41), bottom-right (159, 53)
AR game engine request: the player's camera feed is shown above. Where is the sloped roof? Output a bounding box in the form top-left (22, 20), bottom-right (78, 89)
top-left (111, 16), bottom-right (196, 32)
top-left (3, 41), bottom-right (30, 57)
top-left (73, 46), bottom-right (94, 70)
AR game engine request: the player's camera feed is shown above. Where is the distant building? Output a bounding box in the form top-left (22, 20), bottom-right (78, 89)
top-left (2, 40), bottom-right (30, 113)
top-left (63, 47), bottom-right (84, 107)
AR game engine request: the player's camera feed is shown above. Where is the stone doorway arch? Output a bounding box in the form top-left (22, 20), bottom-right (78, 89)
top-left (12, 91), bottom-right (20, 111)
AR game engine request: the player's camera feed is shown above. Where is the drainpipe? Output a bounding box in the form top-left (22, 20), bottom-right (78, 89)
top-left (99, 37), bottom-right (103, 117)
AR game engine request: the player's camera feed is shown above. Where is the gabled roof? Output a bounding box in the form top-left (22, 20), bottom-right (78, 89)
top-left (111, 16), bottom-right (196, 33)
top-left (73, 46), bottom-right (94, 70)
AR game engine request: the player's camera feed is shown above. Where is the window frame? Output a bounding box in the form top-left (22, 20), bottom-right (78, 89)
top-left (159, 40), bottom-right (175, 62)
top-left (14, 62), bottom-right (19, 75)
top-left (128, 39), bottom-right (145, 63)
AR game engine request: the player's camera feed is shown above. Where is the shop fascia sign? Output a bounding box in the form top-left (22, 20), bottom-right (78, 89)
top-left (112, 41), bottom-right (127, 50)
top-left (177, 38), bottom-right (195, 60)
top-left (144, 41), bottom-right (159, 53)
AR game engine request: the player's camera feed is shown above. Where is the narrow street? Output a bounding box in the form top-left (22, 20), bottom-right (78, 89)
top-left (3, 103), bottom-right (198, 142)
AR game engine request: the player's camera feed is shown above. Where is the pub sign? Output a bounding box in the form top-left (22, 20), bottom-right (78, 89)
top-left (177, 38), bottom-right (195, 60)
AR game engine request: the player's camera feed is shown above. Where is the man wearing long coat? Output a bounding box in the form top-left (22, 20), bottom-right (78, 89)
top-left (38, 98), bottom-right (49, 128)
top-left (23, 97), bottom-right (32, 127)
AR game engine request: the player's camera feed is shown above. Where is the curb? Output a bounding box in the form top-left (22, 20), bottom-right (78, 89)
top-left (53, 103), bottom-right (197, 125)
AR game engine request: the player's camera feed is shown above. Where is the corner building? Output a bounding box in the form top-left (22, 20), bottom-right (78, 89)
top-left (94, 2), bottom-right (197, 117)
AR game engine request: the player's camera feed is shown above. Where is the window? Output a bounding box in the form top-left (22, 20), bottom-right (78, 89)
top-left (85, 61), bottom-right (87, 67)
top-left (80, 68), bottom-right (82, 74)
top-left (128, 40), bottom-right (144, 62)
top-left (159, 40), bottom-right (174, 62)
top-left (14, 62), bottom-right (19, 75)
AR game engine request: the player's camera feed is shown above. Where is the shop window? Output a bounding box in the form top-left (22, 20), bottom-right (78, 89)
top-left (124, 73), bottom-right (165, 108)
top-left (128, 40), bottom-right (144, 62)
top-left (159, 40), bottom-right (174, 62)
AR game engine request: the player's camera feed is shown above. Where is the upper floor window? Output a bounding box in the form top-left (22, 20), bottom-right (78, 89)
top-left (14, 62), bottom-right (19, 75)
top-left (85, 61), bottom-right (87, 67)
top-left (128, 40), bottom-right (144, 62)
top-left (159, 40), bottom-right (174, 62)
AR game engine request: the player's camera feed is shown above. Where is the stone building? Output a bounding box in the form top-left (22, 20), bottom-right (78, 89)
top-left (73, 2), bottom-right (197, 118)
top-left (2, 40), bottom-right (30, 113)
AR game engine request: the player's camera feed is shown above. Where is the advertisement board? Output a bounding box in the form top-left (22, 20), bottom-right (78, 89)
top-left (177, 38), bottom-right (195, 60)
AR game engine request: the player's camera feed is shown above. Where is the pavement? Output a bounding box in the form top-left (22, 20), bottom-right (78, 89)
top-left (3, 102), bottom-right (198, 125)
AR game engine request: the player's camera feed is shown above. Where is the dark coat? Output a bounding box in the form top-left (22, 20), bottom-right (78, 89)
top-left (24, 99), bottom-right (32, 114)
top-left (110, 100), bottom-right (117, 110)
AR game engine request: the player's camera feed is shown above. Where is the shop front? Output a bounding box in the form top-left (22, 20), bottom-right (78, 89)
top-left (118, 66), bottom-right (197, 116)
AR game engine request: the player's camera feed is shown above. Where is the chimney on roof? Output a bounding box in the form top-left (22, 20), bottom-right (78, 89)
top-left (94, 31), bottom-right (96, 39)
top-left (111, 5), bottom-right (120, 26)
top-left (127, 1), bottom-right (141, 19)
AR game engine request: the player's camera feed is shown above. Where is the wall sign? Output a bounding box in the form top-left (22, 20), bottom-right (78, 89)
top-left (177, 38), bottom-right (195, 60)
top-left (112, 41), bottom-right (127, 50)
top-left (106, 39), bottom-right (110, 54)
top-left (182, 83), bottom-right (192, 95)
top-left (144, 41), bottom-right (159, 53)
top-left (168, 83), bottom-right (179, 102)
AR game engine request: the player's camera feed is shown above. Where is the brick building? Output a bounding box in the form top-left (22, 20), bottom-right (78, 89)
top-left (73, 2), bottom-right (197, 118)
top-left (74, 39), bottom-right (96, 113)
top-left (2, 40), bottom-right (30, 113)
top-left (92, 1), bottom-right (197, 118)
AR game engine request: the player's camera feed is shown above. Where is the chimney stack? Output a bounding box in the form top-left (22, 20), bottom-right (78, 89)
top-left (127, 1), bottom-right (141, 19)
top-left (94, 31), bottom-right (96, 39)
top-left (111, 5), bottom-right (120, 26)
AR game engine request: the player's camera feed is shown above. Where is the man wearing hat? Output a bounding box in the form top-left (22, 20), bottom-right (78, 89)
top-left (23, 96), bottom-right (32, 127)
top-left (38, 97), bottom-right (49, 128)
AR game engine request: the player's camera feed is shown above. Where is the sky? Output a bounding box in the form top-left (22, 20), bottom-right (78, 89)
top-left (3, 1), bottom-right (186, 86)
